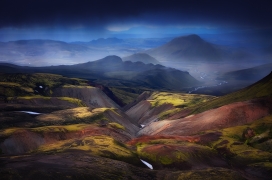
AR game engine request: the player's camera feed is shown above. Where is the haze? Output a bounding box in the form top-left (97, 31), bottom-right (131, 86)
top-left (0, 0), bottom-right (272, 93)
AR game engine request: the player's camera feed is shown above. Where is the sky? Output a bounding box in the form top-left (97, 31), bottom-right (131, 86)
top-left (0, 0), bottom-right (271, 42)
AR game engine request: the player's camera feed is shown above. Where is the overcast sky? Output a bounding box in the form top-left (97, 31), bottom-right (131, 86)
top-left (0, 0), bottom-right (271, 41)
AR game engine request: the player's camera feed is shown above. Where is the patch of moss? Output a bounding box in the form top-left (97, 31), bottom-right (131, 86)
top-left (148, 92), bottom-right (215, 108)
top-left (0, 128), bottom-right (21, 137)
top-left (35, 135), bottom-right (141, 165)
top-left (57, 97), bottom-right (86, 107)
top-left (136, 140), bottom-right (216, 167)
top-left (31, 124), bottom-right (90, 133)
top-left (16, 95), bottom-right (51, 100)
top-left (158, 108), bottom-right (181, 120)
top-left (202, 115), bottom-right (272, 166)
top-left (62, 85), bottom-right (93, 88)
top-left (109, 87), bottom-right (140, 105)
top-left (0, 73), bottom-right (90, 97)
top-left (36, 107), bottom-right (110, 125)
top-left (108, 122), bottom-right (125, 130)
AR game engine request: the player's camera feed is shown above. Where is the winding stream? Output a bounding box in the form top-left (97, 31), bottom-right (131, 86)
top-left (188, 80), bottom-right (228, 94)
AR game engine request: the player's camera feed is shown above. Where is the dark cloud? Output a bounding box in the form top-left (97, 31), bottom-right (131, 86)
top-left (0, 0), bottom-right (271, 28)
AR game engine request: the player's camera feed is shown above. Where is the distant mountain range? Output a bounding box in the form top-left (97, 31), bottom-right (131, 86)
top-left (0, 55), bottom-right (200, 91)
top-left (73, 37), bottom-right (172, 48)
top-left (0, 38), bottom-right (172, 66)
top-left (0, 39), bottom-right (100, 66)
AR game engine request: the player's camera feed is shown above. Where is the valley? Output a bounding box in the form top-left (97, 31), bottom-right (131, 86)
top-left (0, 69), bottom-right (272, 179)
top-left (0, 34), bottom-right (272, 180)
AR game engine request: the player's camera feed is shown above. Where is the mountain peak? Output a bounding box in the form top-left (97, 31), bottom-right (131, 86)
top-left (175, 34), bottom-right (203, 42)
top-left (97, 55), bottom-right (123, 64)
top-left (122, 53), bottom-right (160, 64)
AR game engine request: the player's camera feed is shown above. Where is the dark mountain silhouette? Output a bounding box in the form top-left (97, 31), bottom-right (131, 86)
top-left (0, 55), bottom-right (200, 91)
top-left (122, 53), bottom-right (160, 64)
top-left (146, 34), bottom-right (222, 61)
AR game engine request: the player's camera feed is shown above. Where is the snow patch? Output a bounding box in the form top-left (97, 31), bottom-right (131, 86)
top-left (140, 159), bottom-right (153, 169)
top-left (39, 86), bottom-right (43, 88)
top-left (140, 124), bottom-right (145, 128)
top-left (19, 111), bottom-right (42, 115)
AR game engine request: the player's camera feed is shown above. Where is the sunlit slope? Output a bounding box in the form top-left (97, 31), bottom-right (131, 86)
top-left (0, 73), bottom-right (120, 110)
top-left (0, 73), bottom-right (88, 97)
top-left (139, 98), bottom-right (272, 136)
top-left (125, 91), bottom-right (214, 125)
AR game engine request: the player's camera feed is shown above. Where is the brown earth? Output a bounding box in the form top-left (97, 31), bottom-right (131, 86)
top-left (125, 99), bottom-right (174, 125)
top-left (52, 87), bottom-right (120, 108)
top-left (0, 125), bottom-right (132, 155)
top-left (138, 98), bottom-right (272, 136)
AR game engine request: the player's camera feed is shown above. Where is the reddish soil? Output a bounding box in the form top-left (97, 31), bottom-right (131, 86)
top-left (128, 132), bottom-right (222, 146)
top-left (139, 98), bottom-right (272, 136)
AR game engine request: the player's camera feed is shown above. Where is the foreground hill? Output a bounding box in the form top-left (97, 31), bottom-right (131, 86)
top-left (138, 71), bottom-right (272, 136)
top-left (122, 53), bottom-right (160, 64)
top-left (133, 71), bottom-right (272, 179)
